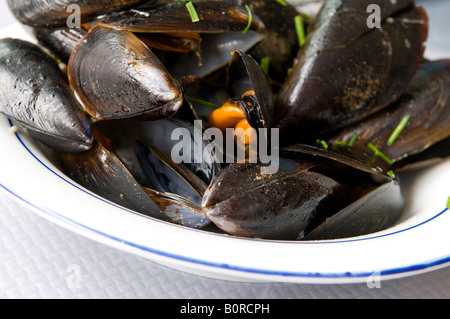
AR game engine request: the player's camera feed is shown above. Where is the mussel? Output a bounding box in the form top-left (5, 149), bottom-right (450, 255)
top-left (202, 49), bottom-right (277, 164)
top-left (135, 139), bottom-right (208, 205)
top-left (0, 38), bottom-right (92, 153)
top-left (326, 59), bottom-right (450, 164)
top-left (96, 1), bottom-right (264, 34)
top-left (275, 0), bottom-right (428, 140)
top-left (59, 139), bottom-right (167, 220)
top-left (202, 144), bottom-right (403, 240)
top-left (95, 0), bottom-right (267, 80)
top-left (92, 118), bottom-right (217, 228)
top-left (143, 188), bottom-right (210, 229)
top-left (67, 25), bottom-right (183, 121)
top-left (59, 128), bottom-right (212, 228)
top-left (7, 0), bottom-right (146, 28)
top-left (204, 50), bottom-right (274, 131)
top-left (228, 49), bottom-right (274, 131)
top-left (94, 118), bottom-right (220, 187)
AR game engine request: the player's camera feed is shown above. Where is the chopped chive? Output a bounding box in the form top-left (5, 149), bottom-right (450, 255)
top-left (367, 143), bottom-right (393, 165)
top-left (186, 1), bottom-right (200, 23)
top-left (387, 114), bottom-right (411, 146)
top-left (260, 56), bottom-right (270, 75)
top-left (274, 0), bottom-right (287, 6)
top-left (387, 170), bottom-right (396, 179)
top-left (447, 197), bottom-right (450, 210)
top-left (317, 139), bottom-right (329, 150)
top-left (287, 67), bottom-right (293, 76)
top-left (187, 96), bottom-right (220, 109)
top-left (243, 5), bottom-right (253, 34)
top-left (332, 141), bottom-right (348, 147)
top-left (294, 15), bottom-right (306, 48)
top-left (348, 134), bottom-right (359, 147)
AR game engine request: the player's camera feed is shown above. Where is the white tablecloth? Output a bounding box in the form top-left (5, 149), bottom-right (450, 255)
top-left (1, 0), bottom-right (450, 299)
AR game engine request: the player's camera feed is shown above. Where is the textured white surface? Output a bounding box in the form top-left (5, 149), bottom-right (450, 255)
top-left (1, 0), bottom-right (450, 299)
top-left (2, 188), bottom-right (450, 299)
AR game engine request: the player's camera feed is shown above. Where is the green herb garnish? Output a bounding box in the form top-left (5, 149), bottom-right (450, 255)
top-left (332, 141), bottom-right (348, 147)
top-left (348, 134), bottom-right (359, 147)
top-left (387, 170), bottom-right (396, 179)
top-left (185, 1), bottom-right (200, 23)
top-left (317, 139), bottom-right (329, 150)
top-left (447, 197), bottom-right (450, 210)
top-left (294, 15), bottom-right (306, 48)
top-left (260, 56), bottom-right (270, 75)
top-left (387, 114), bottom-right (411, 146)
top-left (243, 5), bottom-right (252, 35)
top-left (186, 96), bottom-right (220, 110)
top-left (274, 0), bottom-right (287, 6)
top-left (367, 143), bottom-right (393, 165)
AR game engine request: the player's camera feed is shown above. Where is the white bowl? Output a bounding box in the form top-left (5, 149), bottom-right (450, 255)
top-left (1, 3), bottom-right (450, 284)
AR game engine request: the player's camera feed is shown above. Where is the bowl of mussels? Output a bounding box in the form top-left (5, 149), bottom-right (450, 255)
top-left (0, 0), bottom-right (449, 283)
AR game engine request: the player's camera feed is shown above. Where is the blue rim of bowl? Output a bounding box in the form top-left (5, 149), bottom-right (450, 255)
top-left (4, 119), bottom-right (450, 280)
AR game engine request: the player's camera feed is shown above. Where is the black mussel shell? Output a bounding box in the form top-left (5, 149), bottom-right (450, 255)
top-left (0, 38), bottom-right (92, 153)
top-left (144, 188), bottom-right (210, 229)
top-left (59, 141), bottom-right (168, 221)
top-left (228, 50), bottom-right (274, 130)
top-left (135, 140), bottom-right (207, 205)
top-left (68, 26), bottom-right (183, 121)
top-left (94, 118), bottom-right (220, 186)
top-left (96, 1), bottom-right (265, 33)
top-left (202, 157), bottom-right (347, 240)
top-left (327, 59), bottom-right (450, 164)
top-left (304, 179), bottom-right (403, 240)
top-left (7, 0), bottom-right (146, 28)
top-left (275, 0), bottom-right (428, 141)
top-left (164, 32), bottom-right (264, 81)
top-left (203, 145), bottom-right (403, 240)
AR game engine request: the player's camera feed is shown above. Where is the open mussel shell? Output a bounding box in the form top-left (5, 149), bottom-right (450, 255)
top-left (68, 26), bottom-right (183, 121)
top-left (202, 156), bottom-right (350, 240)
top-left (7, 0), bottom-right (146, 28)
top-left (327, 59), bottom-right (450, 164)
top-left (135, 140), bottom-right (207, 205)
top-left (95, 118), bottom-right (221, 186)
top-left (281, 143), bottom-right (392, 177)
top-left (0, 38), bottom-right (93, 153)
top-left (164, 32), bottom-right (264, 81)
top-left (96, 1), bottom-right (265, 33)
top-left (203, 144), bottom-right (403, 240)
top-left (275, 0), bottom-right (428, 141)
top-left (143, 188), bottom-right (210, 229)
top-left (303, 179), bottom-right (403, 240)
top-left (228, 49), bottom-right (274, 130)
top-left (59, 141), bottom-right (168, 221)
top-left (283, 144), bottom-right (404, 240)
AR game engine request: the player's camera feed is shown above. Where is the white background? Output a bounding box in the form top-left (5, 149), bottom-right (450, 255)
top-left (1, 0), bottom-right (450, 299)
